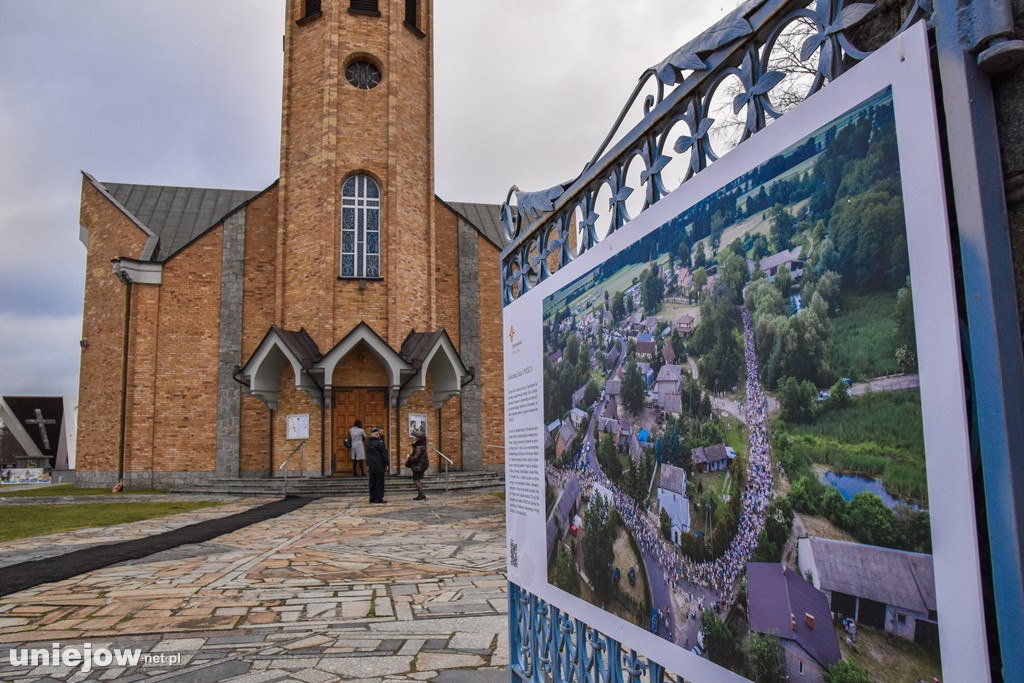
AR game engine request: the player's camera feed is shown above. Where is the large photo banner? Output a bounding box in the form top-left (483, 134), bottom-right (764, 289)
top-left (503, 23), bottom-right (988, 682)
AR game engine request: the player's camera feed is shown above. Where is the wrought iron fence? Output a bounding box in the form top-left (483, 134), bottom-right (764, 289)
top-left (499, 0), bottom-right (931, 307)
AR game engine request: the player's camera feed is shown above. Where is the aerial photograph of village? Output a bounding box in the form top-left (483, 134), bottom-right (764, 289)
top-left (541, 87), bottom-right (942, 682)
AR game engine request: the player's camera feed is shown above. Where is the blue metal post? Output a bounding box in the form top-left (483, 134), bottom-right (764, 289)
top-left (932, 1), bottom-right (1024, 680)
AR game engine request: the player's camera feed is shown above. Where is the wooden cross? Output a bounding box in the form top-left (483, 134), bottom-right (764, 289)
top-left (24, 408), bottom-right (55, 451)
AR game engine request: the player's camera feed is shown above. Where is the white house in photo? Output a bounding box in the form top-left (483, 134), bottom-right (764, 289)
top-left (657, 464), bottom-right (690, 542)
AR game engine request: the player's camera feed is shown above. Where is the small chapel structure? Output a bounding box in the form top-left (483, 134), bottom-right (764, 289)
top-left (75, 0), bottom-right (505, 488)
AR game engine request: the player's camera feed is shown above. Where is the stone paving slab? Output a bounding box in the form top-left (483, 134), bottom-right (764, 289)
top-left (0, 492), bottom-right (509, 681)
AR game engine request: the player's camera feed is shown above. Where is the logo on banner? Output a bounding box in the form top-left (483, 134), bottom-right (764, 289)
top-left (507, 325), bottom-right (523, 355)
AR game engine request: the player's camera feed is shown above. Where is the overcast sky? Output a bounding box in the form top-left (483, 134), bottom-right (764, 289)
top-left (0, 0), bottom-right (739, 397)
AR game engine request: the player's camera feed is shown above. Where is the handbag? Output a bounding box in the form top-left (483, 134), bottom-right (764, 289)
top-left (344, 436), bottom-right (352, 449)
top-left (405, 454), bottom-right (413, 468)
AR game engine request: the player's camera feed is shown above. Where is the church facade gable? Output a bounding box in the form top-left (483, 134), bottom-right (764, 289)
top-left (75, 0), bottom-right (506, 489)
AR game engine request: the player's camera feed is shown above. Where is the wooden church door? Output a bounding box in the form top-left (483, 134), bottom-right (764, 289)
top-left (333, 388), bottom-right (389, 475)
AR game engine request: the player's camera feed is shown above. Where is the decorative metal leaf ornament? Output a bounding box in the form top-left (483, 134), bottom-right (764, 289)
top-left (640, 155), bottom-right (672, 185)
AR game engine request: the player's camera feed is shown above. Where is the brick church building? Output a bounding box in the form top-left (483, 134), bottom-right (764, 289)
top-left (75, 0), bottom-right (505, 488)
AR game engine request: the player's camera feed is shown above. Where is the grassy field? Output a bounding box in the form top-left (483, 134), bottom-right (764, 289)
top-left (0, 484), bottom-right (166, 498)
top-left (0, 501), bottom-right (222, 542)
top-left (798, 390), bottom-right (924, 454)
top-left (829, 290), bottom-right (901, 381)
top-left (613, 527), bottom-right (647, 606)
top-left (658, 300), bottom-right (700, 325)
top-left (691, 198), bottom-right (810, 261)
top-left (839, 624), bottom-right (942, 683)
top-left (783, 391), bottom-right (927, 502)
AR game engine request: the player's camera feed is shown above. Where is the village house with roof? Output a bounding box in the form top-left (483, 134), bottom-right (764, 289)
top-left (747, 562), bottom-right (842, 682)
top-left (690, 443), bottom-right (735, 472)
top-left (657, 464), bottom-right (691, 543)
top-left (555, 420), bottom-right (578, 458)
top-left (749, 245), bottom-right (805, 282)
top-left (798, 537), bottom-right (939, 650)
top-left (654, 364), bottom-right (684, 413)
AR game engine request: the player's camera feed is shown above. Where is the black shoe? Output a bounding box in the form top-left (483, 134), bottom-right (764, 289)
top-left (414, 494), bottom-right (426, 500)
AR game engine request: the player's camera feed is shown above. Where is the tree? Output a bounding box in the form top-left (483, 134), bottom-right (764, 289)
top-left (597, 433), bottom-right (623, 482)
top-left (718, 250), bottom-right (750, 304)
top-left (824, 659), bottom-right (871, 683)
top-left (777, 376), bottom-right (816, 423)
top-left (583, 381), bottom-right (601, 407)
top-left (751, 235), bottom-right (770, 261)
top-left (612, 291), bottom-right (626, 321)
top-left (582, 492), bottom-right (620, 595)
top-left (640, 268), bottom-right (665, 314)
top-left (769, 203), bottom-right (796, 252)
top-left (774, 263), bottom-right (793, 299)
top-left (895, 277), bottom-right (917, 371)
top-left (893, 505), bottom-right (931, 553)
top-left (701, 610), bottom-right (738, 668)
top-left (565, 334), bottom-right (580, 367)
top-left (660, 508), bottom-right (672, 541)
top-left (621, 360), bottom-right (646, 418)
top-left (698, 489), bottom-right (720, 534)
top-left (743, 631), bottom-right (788, 683)
top-left (553, 545), bottom-right (581, 596)
top-left (692, 266), bottom-right (708, 294)
top-left (823, 378), bottom-right (851, 412)
top-left (847, 491), bottom-right (895, 547)
top-left (694, 242), bottom-right (707, 269)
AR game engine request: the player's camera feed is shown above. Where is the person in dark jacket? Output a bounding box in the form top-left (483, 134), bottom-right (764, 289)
top-left (365, 426), bottom-right (389, 504)
top-left (408, 432), bottom-right (430, 500)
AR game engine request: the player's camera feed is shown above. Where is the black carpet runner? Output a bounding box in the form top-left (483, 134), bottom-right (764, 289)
top-left (0, 496), bottom-right (317, 597)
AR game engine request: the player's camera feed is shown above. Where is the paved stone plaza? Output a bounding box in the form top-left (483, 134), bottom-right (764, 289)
top-left (0, 492), bottom-right (510, 682)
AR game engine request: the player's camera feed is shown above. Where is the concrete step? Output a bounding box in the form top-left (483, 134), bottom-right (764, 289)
top-left (171, 471), bottom-right (505, 497)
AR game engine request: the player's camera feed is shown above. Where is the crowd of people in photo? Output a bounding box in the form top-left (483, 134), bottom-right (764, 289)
top-left (545, 308), bottom-right (774, 607)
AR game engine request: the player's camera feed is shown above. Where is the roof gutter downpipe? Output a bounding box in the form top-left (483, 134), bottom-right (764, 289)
top-left (114, 262), bottom-right (132, 490)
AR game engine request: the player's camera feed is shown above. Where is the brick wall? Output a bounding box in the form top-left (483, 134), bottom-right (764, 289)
top-left (477, 233), bottom-right (505, 468)
top-left (148, 227), bottom-right (224, 474)
top-left (76, 179), bottom-right (149, 477)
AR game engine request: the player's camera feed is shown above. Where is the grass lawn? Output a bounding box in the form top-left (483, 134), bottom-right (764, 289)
top-left (657, 300), bottom-right (700, 325)
top-left (694, 470), bottom-right (728, 498)
top-left (829, 290), bottom-right (901, 381)
top-left (839, 624), bottom-right (942, 683)
top-left (0, 484), bottom-right (167, 498)
top-left (0, 501), bottom-right (223, 542)
top-left (612, 526), bottom-right (647, 607)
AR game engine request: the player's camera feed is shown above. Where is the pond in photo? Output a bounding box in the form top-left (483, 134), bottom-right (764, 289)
top-left (820, 470), bottom-right (923, 510)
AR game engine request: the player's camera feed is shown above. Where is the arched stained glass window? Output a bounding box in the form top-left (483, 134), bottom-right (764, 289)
top-left (340, 175), bottom-right (381, 279)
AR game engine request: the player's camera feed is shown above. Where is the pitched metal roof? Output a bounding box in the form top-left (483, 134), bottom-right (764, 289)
top-left (802, 537), bottom-right (936, 613)
top-left (656, 364), bottom-right (683, 383)
top-left (747, 562), bottom-right (841, 669)
top-left (271, 326), bottom-right (322, 368)
top-left (443, 201), bottom-right (507, 250)
top-left (691, 443), bottom-right (730, 466)
top-left (99, 181), bottom-right (260, 261)
top-left (659, 464), bottom-right (687, 495)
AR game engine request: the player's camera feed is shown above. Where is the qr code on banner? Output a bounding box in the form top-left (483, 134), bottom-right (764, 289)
top-left (509, 540), bottom-right (519, 568)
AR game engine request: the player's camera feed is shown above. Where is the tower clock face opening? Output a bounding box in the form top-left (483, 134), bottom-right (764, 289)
top-left (345, 60), bottom-right (382, 90)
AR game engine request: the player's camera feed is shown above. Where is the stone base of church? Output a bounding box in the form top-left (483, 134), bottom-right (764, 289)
top-left (75, 470), bottom-right (217, 490)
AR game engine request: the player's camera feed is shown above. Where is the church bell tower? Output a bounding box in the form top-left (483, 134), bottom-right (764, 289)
top-left (276, 0), bottom-right (435, 349)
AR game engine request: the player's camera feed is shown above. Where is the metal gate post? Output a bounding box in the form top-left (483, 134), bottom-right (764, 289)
top-left (932, 0), bottom-right (1024, 679)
